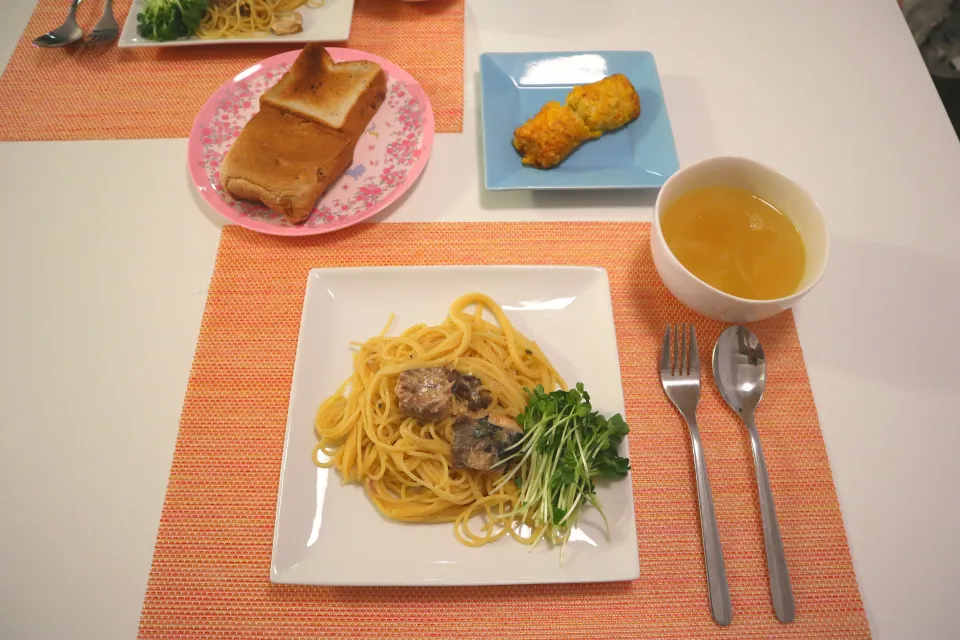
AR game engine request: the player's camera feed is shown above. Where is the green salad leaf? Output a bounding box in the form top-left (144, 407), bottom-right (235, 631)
top-left (137, 0), bottom-right (209, 42)
top-left (494, 383), bottom-right (631, 562)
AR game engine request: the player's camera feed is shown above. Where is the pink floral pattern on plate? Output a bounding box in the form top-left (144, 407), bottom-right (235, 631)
top-left (188, 48), bottom-right (435, 236)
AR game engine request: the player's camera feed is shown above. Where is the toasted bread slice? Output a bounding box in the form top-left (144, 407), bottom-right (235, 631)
top-left (260, 44), bottom-right (387, 138)
top-left (220, 106), bottom-right (355, 224)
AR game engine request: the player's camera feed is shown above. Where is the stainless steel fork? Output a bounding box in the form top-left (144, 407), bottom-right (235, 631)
top-left (87, 0), bottom-right (119, 45)
top-left (660, 324), bottom-right (733, 626)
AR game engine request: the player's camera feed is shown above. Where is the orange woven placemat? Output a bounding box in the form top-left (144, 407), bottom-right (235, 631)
top-left (138, 223), bottom-right (869, 639)
top-left (0, 0), bottom-right (463, 140)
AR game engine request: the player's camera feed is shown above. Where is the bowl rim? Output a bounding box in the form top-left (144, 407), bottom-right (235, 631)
top-left (652, 155), bottom-right (832, 306)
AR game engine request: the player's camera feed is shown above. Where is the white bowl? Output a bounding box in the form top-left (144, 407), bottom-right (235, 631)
top-left (651, 156), bottom-right (830, 323)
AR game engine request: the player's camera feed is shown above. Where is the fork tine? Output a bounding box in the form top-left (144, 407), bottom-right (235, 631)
top-left (688, 324), bottom-right (700, 377)
top-left (673, 323), bottom-right (680, 375)
top-left (681, 323), bottom-right (688, 376)
top-left (660, 325), bottom-right (671, 375)
top-left (87, 30), bottom-right (108, 42)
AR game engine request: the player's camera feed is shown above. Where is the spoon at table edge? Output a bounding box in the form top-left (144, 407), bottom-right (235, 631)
top-left (712, 325), bottom-right (795, 624)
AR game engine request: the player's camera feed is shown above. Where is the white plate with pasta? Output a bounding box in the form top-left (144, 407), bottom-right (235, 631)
top-left (118, 0), bottom-right (354, 48)
top-left (271, 266), bottom-right (640, 585)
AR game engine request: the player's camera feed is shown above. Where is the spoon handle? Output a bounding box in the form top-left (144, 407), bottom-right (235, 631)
top-left (745, 414), bottom-right (795, 623)
top-left (685, 415), bottom-right (733, 626)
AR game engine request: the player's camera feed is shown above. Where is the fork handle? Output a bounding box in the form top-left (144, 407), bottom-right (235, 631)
top-left (686, 416), bottom-right (733, 626)
top-left (744, 414), bottom-right (795, 623)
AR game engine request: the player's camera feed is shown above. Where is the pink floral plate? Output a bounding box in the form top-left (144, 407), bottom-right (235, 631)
top-left (188, 47), bottom-right (435, 236)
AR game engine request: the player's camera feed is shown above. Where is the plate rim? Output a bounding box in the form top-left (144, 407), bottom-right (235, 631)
top-left (479, 49), bottom-right (679, 191)
top-left (186, 46), bottom-right (435, 236)
top-left (271, 265), bottom-right (640, 586)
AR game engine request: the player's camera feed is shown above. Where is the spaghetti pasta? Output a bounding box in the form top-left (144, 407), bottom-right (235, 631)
top-left (313, 293), bottom-right (566, 547)
top-left (197, 0), bottom-right (325, 40)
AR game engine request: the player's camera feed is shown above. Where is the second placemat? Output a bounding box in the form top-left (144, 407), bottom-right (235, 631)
top-left (0, 0), bottom-right (464, 140)
top-left (139, 222), bottom-right (869, 639)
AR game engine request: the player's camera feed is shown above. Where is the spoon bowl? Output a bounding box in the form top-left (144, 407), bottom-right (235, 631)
top-left (32, 0), bottom-right (84, 48)
top-left (713, 325), bottom-right (767, 416)
top-left (32, 27), bottom-right (83, 48)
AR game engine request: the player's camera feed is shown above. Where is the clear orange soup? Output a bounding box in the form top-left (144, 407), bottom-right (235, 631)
top-left (660, 185), bottom-right (806, 300)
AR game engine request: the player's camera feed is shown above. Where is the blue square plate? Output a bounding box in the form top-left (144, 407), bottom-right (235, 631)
top-left (480, 51), bottom-right (679, 191)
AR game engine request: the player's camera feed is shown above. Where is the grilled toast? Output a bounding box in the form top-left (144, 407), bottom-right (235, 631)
top-left (220, 44), bottom-right (387, 224)
top-left (220, 106), bottom-right (355, 224)
top-left (260, 44), bottom-right (387, 139)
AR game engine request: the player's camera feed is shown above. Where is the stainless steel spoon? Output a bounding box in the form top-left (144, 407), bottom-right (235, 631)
top-left (33, 0), bottom-right (84, 48)
top-left (712, 325), bottom-right (795, 623)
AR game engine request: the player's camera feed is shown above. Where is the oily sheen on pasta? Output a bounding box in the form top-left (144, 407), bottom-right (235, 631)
top-left (197, 0), bottom-right (324, 39)
top-left (313, 293), bottom-right (566, 546)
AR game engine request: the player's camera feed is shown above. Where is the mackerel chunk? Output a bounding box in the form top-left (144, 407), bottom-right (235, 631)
top-left (450, 371), bottom-right (493, 412)
top-left (396, 367), bottom-right (493, 422)
top-left (452, 414), bottom-right (523, 471)
top-left (395, 367), bottom-right (454, 421)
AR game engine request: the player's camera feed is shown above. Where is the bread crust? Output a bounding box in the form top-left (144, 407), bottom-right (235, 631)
top-left (220, 107), bottom-right (355, 224)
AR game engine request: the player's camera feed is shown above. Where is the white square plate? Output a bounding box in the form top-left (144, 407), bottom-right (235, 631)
top-left (271, 266), bottom-right (639, 585)
top-left (118, 0), bottom-right (354, 48)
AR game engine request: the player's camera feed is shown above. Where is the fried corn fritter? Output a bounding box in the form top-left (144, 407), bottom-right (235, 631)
top-left (566, 73), bottom-right (641, 133)
top-left (511, 74), bottom-right (642, 169)
top-left (512, 101), bottom-right (600, 169)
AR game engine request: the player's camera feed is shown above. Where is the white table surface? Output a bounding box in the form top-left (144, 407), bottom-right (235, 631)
top-left (2, 0), bottom-right (959, 638)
